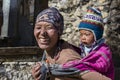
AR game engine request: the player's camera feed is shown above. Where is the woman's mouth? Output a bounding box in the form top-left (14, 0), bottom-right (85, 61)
top-left (39, 38), bottom-right (49, 44)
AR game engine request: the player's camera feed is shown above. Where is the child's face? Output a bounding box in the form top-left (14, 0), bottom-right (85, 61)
top-left (79, 29), bottom-right (95, 46)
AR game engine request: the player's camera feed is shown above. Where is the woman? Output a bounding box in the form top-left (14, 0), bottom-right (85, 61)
top-left (31, 7), bottom-right (81, 80)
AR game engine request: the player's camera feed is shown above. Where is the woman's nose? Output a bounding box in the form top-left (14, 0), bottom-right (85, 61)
top-left (40, 28), bottom-right (47, 36)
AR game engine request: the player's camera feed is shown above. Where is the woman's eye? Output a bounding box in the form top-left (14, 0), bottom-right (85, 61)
top-left (36, 26), bottom-right (41, 29)
top-left (46, 25), bottom-right (54, 30)
top-left (46, 27), bottom-right (53, 30)
top-left (35, 24), bottom-right (55, 30)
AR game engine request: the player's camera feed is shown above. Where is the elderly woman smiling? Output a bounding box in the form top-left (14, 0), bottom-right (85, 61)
top-left (32, 7), bottom-right (81, 80)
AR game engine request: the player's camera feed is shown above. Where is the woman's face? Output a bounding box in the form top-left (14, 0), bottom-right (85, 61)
top-left (79, 29), bottom-right (95, 46)
top-left (34, 21), bottom-right (59, 51)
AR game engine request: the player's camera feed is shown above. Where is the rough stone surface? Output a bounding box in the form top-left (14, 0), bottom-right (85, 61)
top-left (49, 0), bottom-right (112, 47)
top-left (0, 0), bottom-right (120, 80)
top-left (0, 62), bottom-right (35, 80)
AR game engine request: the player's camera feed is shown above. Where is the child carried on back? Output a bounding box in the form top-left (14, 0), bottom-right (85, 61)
top-left (61, 7), bottom-right (114, 80)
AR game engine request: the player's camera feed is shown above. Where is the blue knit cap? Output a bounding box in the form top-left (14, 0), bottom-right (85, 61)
top-left (36, 7), bottom-right (64, 36)
top-left (78, 7), bottom-right (104, 41)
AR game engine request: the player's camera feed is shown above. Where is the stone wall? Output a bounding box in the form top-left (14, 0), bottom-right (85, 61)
top-left (0, 0), bottom-right (120, 80)
top-left (106, 0), bottom-right (120, 66)
top-left (0, 47), bottom-right (42, 80)
top-left (0, 62), bottom-right (35, 80)
top-left (49, 0), bottom-right (120, 56)
top-left (49, 0), bottom-right (110, 46)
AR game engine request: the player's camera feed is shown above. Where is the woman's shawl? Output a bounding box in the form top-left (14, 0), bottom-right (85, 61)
top-left (40, 40), bottom-right (82, 80)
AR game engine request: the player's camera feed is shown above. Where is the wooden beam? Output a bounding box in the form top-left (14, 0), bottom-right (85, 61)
top-left (0, 46), bottom-right (43, 55)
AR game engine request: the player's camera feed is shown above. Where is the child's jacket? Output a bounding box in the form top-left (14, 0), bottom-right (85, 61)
top-left (63, 43), bottom-right (114, 80)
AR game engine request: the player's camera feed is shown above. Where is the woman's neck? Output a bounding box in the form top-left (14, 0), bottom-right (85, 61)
top-left (46, 44), bottom-right (59, 58)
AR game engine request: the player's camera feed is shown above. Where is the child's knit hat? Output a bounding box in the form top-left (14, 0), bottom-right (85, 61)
top-left (78, 7), bottom-right (104, 41)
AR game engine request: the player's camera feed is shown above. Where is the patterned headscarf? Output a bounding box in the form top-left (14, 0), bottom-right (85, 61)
top-left (36, 7), bottom-right (64, 36)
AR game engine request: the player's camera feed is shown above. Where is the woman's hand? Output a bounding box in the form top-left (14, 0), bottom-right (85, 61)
top-left (31, 63), bottom-right (41, 80)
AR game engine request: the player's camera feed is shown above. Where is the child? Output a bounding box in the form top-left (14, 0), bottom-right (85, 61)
top-left (62, 7), bottom-right (114, 80)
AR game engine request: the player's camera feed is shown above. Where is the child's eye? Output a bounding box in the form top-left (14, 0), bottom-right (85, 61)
top-left (85, 33), bottom-right (90, 36)
top-left (79, 33), bottom-right (83, 36)
top-left (79, 33), bottom-right (91, 37)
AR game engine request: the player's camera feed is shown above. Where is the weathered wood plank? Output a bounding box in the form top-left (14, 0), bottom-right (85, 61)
top-left (0, 46), bottom-right (43, 55)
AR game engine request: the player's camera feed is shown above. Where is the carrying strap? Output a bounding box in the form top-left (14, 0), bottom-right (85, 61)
top-left (40, 50), bottom-right (81, 79)
top-left (50, 67), bottom-right (81, 78)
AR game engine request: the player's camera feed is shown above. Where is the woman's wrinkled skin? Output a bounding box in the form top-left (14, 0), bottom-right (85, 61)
top-left (32, 21), bottom-right (59, 80)
top-left (34, 21), bottom-right (59, 51)
top-left (32, 63), bottom-right (41, 80)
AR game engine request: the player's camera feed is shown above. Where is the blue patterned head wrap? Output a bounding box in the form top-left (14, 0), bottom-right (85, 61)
top-left (36, 7), bottom-right (64, 36)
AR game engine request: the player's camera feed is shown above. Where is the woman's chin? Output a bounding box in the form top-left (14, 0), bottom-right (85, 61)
top-left (39, 45), bottom-right (49, 50)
